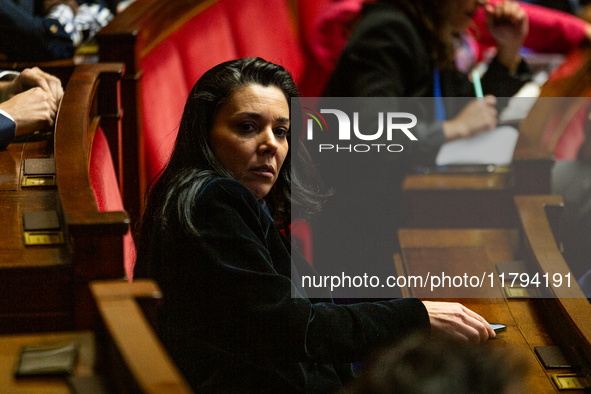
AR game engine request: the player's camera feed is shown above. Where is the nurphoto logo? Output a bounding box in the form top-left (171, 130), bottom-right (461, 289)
top-left (304, 107), bottom-right (418, 153)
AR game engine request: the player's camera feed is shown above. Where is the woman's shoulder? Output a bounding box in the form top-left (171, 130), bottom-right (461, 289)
top-left (196, 177), bottom-right (263, 214)
top-left (199, 177), bottom-right (255, 200)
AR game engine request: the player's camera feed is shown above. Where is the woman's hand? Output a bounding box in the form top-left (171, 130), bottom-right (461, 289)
top-left (485, 0), bottom-right (529, 71)
top-left (423, 301), bottom-right (495, 343)
top-left (443, 95), bottom-right (497, 141)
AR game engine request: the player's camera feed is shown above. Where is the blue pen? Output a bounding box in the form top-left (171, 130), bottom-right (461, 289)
top-left (471, 68), bottom-right (483, 99)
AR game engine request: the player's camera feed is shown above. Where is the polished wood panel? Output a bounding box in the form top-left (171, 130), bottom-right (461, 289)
top-left (55, 63), bottom-right (130, 331)
top-left (398, 195), bottom-right (591, 393)
top-left (90, 279), bottom-right (194, 394)
top-left (514, 195), bottom-right (591, 379)
top-left (0, 64), bottom-right (128, 333)
top-left (0, 331), bottom-right (94, 394)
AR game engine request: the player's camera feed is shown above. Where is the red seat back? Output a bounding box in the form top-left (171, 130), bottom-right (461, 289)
top-left (90, 127), bottom-right (137, 281)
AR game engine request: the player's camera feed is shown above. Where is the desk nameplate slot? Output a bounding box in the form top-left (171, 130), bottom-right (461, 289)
top-left (23, 231), bottom-right (64, 246)
top-left (552, 374), bottom-right (590, 390)
top-left (22, 175), bottom-right (56, 187)
top-left (23, 158), bottom-right (56, 175)
top-left (503, 286), bottom-right (544, 298)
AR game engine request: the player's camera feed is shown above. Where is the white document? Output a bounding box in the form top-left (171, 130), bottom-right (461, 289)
top-left (435, 125), bottom-right (519, 166)
top-left (499, 82), bottom-right (540, 123)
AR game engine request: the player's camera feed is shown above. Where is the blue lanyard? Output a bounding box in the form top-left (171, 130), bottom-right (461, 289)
top-left (433, 69), bottom-right (446, 121)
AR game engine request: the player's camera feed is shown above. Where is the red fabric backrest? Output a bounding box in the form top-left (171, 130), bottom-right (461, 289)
top-left (554, 105), bottom-right (588, 160)
top-left (90, 127), bottom-right (136, 281)
top-left (226, 0), bottom-right (305, 81)
top-left (291, 219), bottom-right (313, 265)
top-left (140, 0), bottom-right (306, 184)
top-left (547, 48), bottom-right (586, 83)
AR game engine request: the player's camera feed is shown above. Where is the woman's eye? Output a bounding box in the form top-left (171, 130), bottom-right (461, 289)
top-left (275, 128), bottom-right (288, 138)
top-left (239, 123), bottom-right (257, 132)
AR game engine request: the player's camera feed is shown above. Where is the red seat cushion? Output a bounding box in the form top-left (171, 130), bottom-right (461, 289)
top-left (291, 219), bottom-right (313, 265)
top-left (90, 127), bottom-right (136, 281)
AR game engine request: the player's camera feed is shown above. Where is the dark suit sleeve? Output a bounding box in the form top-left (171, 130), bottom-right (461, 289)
top-left (0, 0), bottom-right (74, 61)
top-left (0, 112), bottom-right (16, 150)
top-left (156, 178), bottom-right (430, 364)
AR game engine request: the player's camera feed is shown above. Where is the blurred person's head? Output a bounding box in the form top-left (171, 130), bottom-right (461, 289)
top-left (340, 334), bottom-right (528, 394)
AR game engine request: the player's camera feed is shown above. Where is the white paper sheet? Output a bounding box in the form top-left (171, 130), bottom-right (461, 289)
top-left (435, 126), bottom-right (519, 166)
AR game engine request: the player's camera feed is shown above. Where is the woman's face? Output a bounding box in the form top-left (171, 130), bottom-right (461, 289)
top-left (209, 84), bottom-right (290, 200)
top-left (447, 0), bottom-right (486, 32)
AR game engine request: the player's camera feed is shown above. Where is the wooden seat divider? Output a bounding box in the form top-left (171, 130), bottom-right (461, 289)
top-left (90, 279), bottom-right (194, 394)
top-left (514, 195), bottom-right (591, 379)
top-left (0, 63), bottom-right (130, 333)
top-left (55, 63), bottom-right (130, 330)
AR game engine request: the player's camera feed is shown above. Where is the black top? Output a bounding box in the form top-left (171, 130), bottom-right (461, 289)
top-left (134, 177), bottom-right (430, 394)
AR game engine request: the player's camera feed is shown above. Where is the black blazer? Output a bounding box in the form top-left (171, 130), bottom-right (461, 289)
top-left (134, 178), bottom-right (430, 394)
top-left (0, 0), bottom-right (73, 61)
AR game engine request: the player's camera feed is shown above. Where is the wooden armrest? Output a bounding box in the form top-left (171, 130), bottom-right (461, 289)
top-left (90, 279), bottom-right (162, 300)
top-left (515, 195), bottom-right (591, 373)
top-left (90, 279), bottom-right (193, 394)
top-left (514, 195), bottom-right (583, 298)
top-left (55, 63), bottom-right (128, 235)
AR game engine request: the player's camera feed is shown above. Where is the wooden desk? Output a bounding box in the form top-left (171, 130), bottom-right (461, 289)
top-left (0, 280), bottom-right (189, 394)
top-left (0, 135), bottom-right (72, 333)
top-left (398, 195), bottom-right (591, 393)
top-left (0, 331), bottom-right (94, 394)
top-left (401, 46), bottom-right (591, 229)
top-left (0, 64), bottom-right (128, 334)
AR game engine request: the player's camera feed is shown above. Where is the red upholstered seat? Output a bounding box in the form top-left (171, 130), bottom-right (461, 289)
top-left (140, 0), bottom-right (307, 184)
top-left (547, 47), bottom-right (587, 83)
top-left (226, 0), bottom-right (305, 82)
top-left (554, 103), bottom-right (590, 160)
top-left (90, 127), bottom-right (136, 281)
top-left (291, 219), bottom-right (313, 265)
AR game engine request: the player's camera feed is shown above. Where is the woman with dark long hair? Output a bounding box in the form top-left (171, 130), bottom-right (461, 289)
top-left (135, 57), bottom-right (494, 394)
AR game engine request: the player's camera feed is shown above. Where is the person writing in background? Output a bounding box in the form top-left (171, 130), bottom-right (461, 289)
top-left (311, 0), bottom-right (531, 294)
top-left (134, 57), bottom-right (495, 394)
top-left (0, 67), bottom-right (63, 150)
top-left (323, 0), bottom-right (530, 144)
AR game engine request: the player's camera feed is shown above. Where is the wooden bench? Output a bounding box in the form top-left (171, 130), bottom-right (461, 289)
top-left (0, 63), bottom-right (130, 333)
